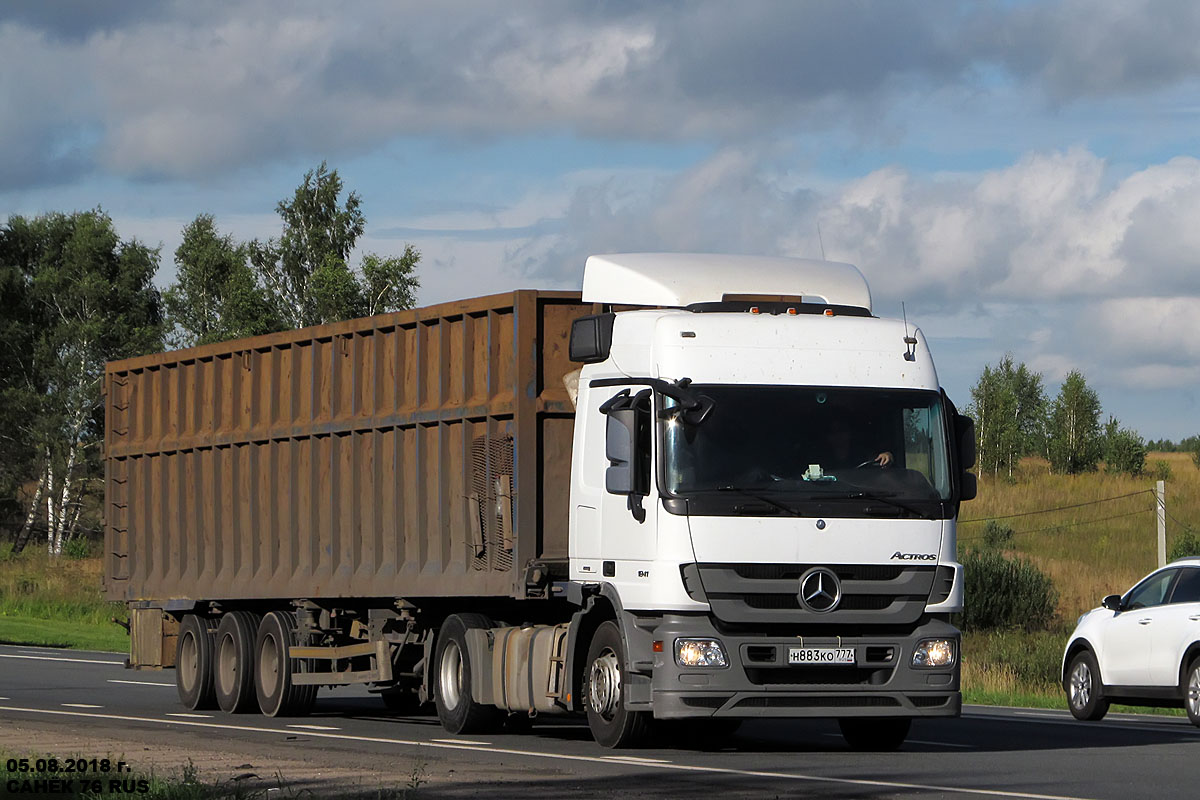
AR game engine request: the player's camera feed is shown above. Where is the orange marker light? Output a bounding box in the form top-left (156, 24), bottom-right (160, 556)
top-left (749, 306), bottom-right (760, 314)
top-left (824, 308), bottom-right (834, 317)
top-left (653, 641), bottom-right (664, 653)
top-left (787, 307), bottom-right (798, 315)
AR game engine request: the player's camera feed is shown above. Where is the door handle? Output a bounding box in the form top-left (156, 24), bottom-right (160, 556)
top-left (1189, 615), bottom-right (1200, 621)
top-left (1138, 618), bottom-right (1152, 625)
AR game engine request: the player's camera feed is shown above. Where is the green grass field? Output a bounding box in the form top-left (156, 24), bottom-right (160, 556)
top-left (0, 547), bottom-right (128, 653)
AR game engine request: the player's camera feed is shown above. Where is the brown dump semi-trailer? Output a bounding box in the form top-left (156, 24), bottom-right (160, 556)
top-left (105, 254), bottom-right (973, 751)
top-left (105, 290), bottom-right (591, 716)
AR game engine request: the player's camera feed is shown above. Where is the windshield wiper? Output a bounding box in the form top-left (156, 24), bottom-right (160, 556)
top-left (715, 486), bottom-right (802, 517)
top-left (818, 490), bottom-right (937, 520)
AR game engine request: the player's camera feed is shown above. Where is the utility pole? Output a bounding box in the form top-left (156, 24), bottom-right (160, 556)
top-left (1157, 480), bottom-right (1167, 568)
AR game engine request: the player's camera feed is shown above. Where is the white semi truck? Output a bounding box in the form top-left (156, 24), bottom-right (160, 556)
top-left (107, 253), bottom-right (976, 750)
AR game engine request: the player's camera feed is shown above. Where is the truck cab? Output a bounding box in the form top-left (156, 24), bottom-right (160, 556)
top-left (564, 253), bottom-right (976, 748)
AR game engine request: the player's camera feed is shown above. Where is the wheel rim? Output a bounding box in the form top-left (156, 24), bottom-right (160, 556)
top-left (1188, 667), bottom-right (1200, 718)
top-left (1069, 661), bottom-right (1092, 709)
top-left (179, 631), bottom-right (198, 693)
top-left (217, 633), bottom-right (237, 696)
top-left (258, 632), bottom-right (280, 697)
top-left (439, 640), bottom-right (464, 711)
top-left (588, 647), bottom-right (622, 721)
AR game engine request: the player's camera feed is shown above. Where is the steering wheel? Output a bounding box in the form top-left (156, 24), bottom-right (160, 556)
top-left (855, 459), bottom-right (881, 469)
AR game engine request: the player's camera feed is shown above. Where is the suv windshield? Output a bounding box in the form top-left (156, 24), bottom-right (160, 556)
top-left (662, 385), bottom-right (952, 508)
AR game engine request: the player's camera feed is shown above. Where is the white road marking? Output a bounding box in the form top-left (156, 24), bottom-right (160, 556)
top-left (286, 724), bottom-right (341, 731)
top-left (0, 653), bottom-right (124, 666)
top-left (601, 755), bottom-right (673, 763)
top-left (60, 703), bottom-right (103, 709)
top-left (108, 679), bottom-right (174, 687)
top-left (0, 697), bottom-right (8, 701)
top-left (166, 713), bottom-right (213, 718)
top-left (431, 738), bottom-right (491, 746)
top-left (0, 705), bottom-right (1096, 800)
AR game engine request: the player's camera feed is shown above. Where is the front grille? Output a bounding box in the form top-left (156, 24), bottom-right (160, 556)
top-left (745, 666), bottom-right (895, 686)
top-left (680, 695), bottom-right (730, 709)
top-left (734, 696), bottom-right (901, 709)
top-left (683, 562), bottom-right (937, 625)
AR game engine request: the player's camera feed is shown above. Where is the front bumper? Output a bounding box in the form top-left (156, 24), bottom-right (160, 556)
top-left (649, 614), bottom-right (961, 719)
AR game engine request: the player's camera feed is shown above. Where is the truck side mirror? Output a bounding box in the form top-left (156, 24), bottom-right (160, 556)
top-left (954, 414), bottom-right (976, 470)
top-left (959, 471), bottom-right (977, 501)
top-left (569, 313), bottom-right (616, 363)
top-left (602, 388), bottom-right (651, 522)
top-left (605, 410), bottom-right (637, 495)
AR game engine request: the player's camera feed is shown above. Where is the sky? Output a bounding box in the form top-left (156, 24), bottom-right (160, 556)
top-left (2, 0), bottom-right (1199, 439)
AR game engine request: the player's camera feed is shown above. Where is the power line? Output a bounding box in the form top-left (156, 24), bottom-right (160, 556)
top-left (961, 506), bottom-right (1156, 541)
top-left (959, 489), bottom-right (1154, 524)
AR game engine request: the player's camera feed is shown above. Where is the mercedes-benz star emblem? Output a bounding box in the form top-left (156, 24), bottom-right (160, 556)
top-left (798, 567), bottom-right (842, 613)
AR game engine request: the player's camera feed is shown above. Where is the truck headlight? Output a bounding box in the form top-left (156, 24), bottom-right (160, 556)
top-left (675, 638), bottom-right (728, 668)
top-left (911, 638), bottom-right (956, 668)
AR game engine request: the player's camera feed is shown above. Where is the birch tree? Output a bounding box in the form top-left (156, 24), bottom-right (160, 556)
top-left (968, 355), bottom-right (1045, 479)
top-left (1047, 371), bottom-right (1102, 474)
top-left (3, 211), bottom-right (163, 553)
top-left (249, 162), bottom-right (420, 328)
top-left (164, 214), bottom-right (277, 347)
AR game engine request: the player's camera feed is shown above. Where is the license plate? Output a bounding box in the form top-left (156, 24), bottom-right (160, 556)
top-left (788, 647), bottom-right (855, 665)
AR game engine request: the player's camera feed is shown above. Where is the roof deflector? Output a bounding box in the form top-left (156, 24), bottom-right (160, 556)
top-left (581, 253), bottom-right (872, 312)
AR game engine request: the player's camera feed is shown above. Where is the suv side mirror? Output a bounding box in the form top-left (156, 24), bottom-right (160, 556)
top-left (1101, 594), bottom-right (1123, 612)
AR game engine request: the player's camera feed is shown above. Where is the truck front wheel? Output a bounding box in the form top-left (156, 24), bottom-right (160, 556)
top-left (433, 613), bottom-right (503, 734)
top-left (176, 614), bottom-right (216, 710)
top-left (584, 620), bottom-right (650, 749)
top-left (214, 611), bottom-right (261, 714)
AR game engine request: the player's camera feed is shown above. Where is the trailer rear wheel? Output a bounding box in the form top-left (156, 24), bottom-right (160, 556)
top-left (434, 613), bottom-right (503, 735)
top-left (255, 611), bottom-right (317, 717)
top-left (176, 615), bottom-right (217, 710)
top-left (584, 620), bottom-right (650, 749)
top-left (214, 611), bottom-right (261, 714)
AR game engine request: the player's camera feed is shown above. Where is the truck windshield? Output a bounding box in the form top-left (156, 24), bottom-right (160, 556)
top-left (662, 385), bottom-right (952, 505)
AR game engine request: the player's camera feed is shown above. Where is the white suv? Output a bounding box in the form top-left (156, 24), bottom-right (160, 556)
top-left (1063, 557), bottom-right (1200, 724)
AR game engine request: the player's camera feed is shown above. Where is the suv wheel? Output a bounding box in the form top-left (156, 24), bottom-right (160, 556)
top-left (1065, 650), bottom-right (1109, 721)
top-left (1184, 658), bottom-right (1200, 727)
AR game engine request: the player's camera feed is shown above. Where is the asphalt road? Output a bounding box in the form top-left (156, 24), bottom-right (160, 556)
top-left (1, 643), bottom-right (1198, 799)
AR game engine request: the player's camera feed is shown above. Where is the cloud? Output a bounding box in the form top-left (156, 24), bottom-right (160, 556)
top-left (488, 145), bottom-right (1200, 403)
top-left (7, 1), bottom-right (1200, 185)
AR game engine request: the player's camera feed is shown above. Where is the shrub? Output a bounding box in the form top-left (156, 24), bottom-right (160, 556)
top-left (62, 536), bottom-right (93, 560)
top-left (1150, 460), bottom-right (1173, 481)
top-left (1103, 425), bottom-right (1146, 476)
top-left (982, 520), bottom-right (1015, 549)
top-left (961, 548), bottom-right (1058, 632)
top-left (1170, 528), bottom-right (1200, 561)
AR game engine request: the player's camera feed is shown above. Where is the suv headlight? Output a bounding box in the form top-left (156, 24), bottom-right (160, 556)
top-left (912, 638), bottom-right (956, 668)
top-left (675, 638), bottom-right (729, 668)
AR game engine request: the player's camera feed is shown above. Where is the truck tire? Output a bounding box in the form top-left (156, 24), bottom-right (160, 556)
top-left (838, 717), bottom-right (911, 751)
top-left (433, 613), bottom-right (503, 734)
top-left (254, 611), bottom-right (317, 717)
top-left (214, 611), bottom-right (261, 714)
top-left (583, 620), bottom-right (651, 749)
top-left (1065, 650), bottom-right (1109, 721)
top-left (176, 614), bottom-right (217, 711)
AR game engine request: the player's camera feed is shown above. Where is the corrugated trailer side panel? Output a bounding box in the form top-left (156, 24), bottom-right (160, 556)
top-left (104, 291), bottom-right (590, 605)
